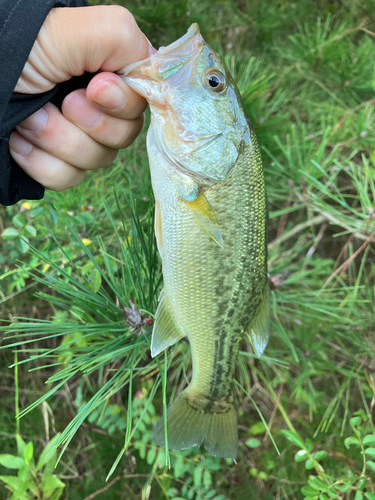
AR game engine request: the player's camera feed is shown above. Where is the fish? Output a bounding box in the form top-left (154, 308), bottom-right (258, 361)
top-left (119, 23), bottom-right (269, 459)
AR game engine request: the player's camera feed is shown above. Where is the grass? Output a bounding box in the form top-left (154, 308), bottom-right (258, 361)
top-left (0, 0), bottom-right (375, 499)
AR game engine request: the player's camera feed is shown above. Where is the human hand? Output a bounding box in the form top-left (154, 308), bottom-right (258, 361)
top-left (9, 6), bottom-right (152, 191)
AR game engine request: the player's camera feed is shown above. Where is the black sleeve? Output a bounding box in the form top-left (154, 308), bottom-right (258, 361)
top-left (0, 0), bottom-right (94, 206)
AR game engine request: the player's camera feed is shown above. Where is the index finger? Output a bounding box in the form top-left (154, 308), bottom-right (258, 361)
top-left (36, 6), bottom-right (152, 83)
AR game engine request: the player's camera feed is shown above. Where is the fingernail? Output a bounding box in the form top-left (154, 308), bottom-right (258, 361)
top-left (19, 107), bottom-right (48, 132)
top-left (9, 132), bottom-right (33, 156)
top-left (64, 90), bottom-right (103, 128)
top-left (91, 81), bottom-right (125, 109)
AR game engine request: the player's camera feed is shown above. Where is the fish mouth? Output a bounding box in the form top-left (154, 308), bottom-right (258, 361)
top-left (117, 23), bottom-right (204, 101)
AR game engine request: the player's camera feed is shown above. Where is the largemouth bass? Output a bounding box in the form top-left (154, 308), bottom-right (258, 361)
top-left (119, 24), bottom-right (269, 459)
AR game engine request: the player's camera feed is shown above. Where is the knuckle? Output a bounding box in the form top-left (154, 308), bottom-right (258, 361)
top-left (106, 127), bottom-right (131, 149)
top-left (52, 183), bottom-right (67, 193)
top-left (45, 168), bottom-right (69, 192)
top-left (107, 117), bottom-right (144, 149)
top-left (68, 169), bottom-right (86, 189)
top-left (100, 148), bottom-right (118, 168)
top-left (63, 136), bottom-right (84, 163)
top-left (48, 164), bottom-right (85, 192)
top-left (109, 6), bottom-right (137, 41)
top-left (121, 131), bottom-right (138, 149)
top-left (127, 116), bottom-right (145, 144)
top-left (98, 6), bottom-right (147, 64)
top-left (118, 7), bottom-right (137, 33)
top-left (123, 136), bottom-right (136, 148)
top-left (61, 129), bottom-right (115, 169)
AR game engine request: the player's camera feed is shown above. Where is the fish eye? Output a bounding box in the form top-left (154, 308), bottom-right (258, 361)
top-left (205, 71), bottom-right (226, 93)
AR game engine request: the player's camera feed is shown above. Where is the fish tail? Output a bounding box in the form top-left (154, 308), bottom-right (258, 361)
top-left (152, 389), bottom-right (238, 458)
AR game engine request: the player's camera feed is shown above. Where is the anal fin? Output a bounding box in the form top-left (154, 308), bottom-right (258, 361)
top-left (183, 190), bottom-right (223, 248)
top-left (245, 283), bottom-right (270, 357)
top-left (151, 290), bottom-right (185, 357)
top-left (154, 201), bottom-right (164, 259)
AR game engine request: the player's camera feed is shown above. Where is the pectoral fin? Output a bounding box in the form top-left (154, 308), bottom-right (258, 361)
top-left (245, 283), bottom-right (270, 357)
top-left (151, 290), bottom-right (185, 357)
top-left (183, 190), bottom-right (223, 248)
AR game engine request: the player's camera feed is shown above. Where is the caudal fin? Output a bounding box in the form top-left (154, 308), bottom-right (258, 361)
top-left (152, 390), bottom-right (238, 458)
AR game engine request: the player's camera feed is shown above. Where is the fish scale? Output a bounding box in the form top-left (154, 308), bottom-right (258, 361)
top-left (119, 23), bottom-right (269, 458)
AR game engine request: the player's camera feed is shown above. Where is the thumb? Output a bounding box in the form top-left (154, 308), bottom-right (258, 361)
top-left (15, 5), bottom-right (151, 94)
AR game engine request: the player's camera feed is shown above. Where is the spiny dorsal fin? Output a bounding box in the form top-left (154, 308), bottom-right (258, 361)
top-left (151, 290), bottom-right (185, 357)
top-left (245, 283), bottom-right (270, 357)
top-left (183, 190), bottom-right (223, 248)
